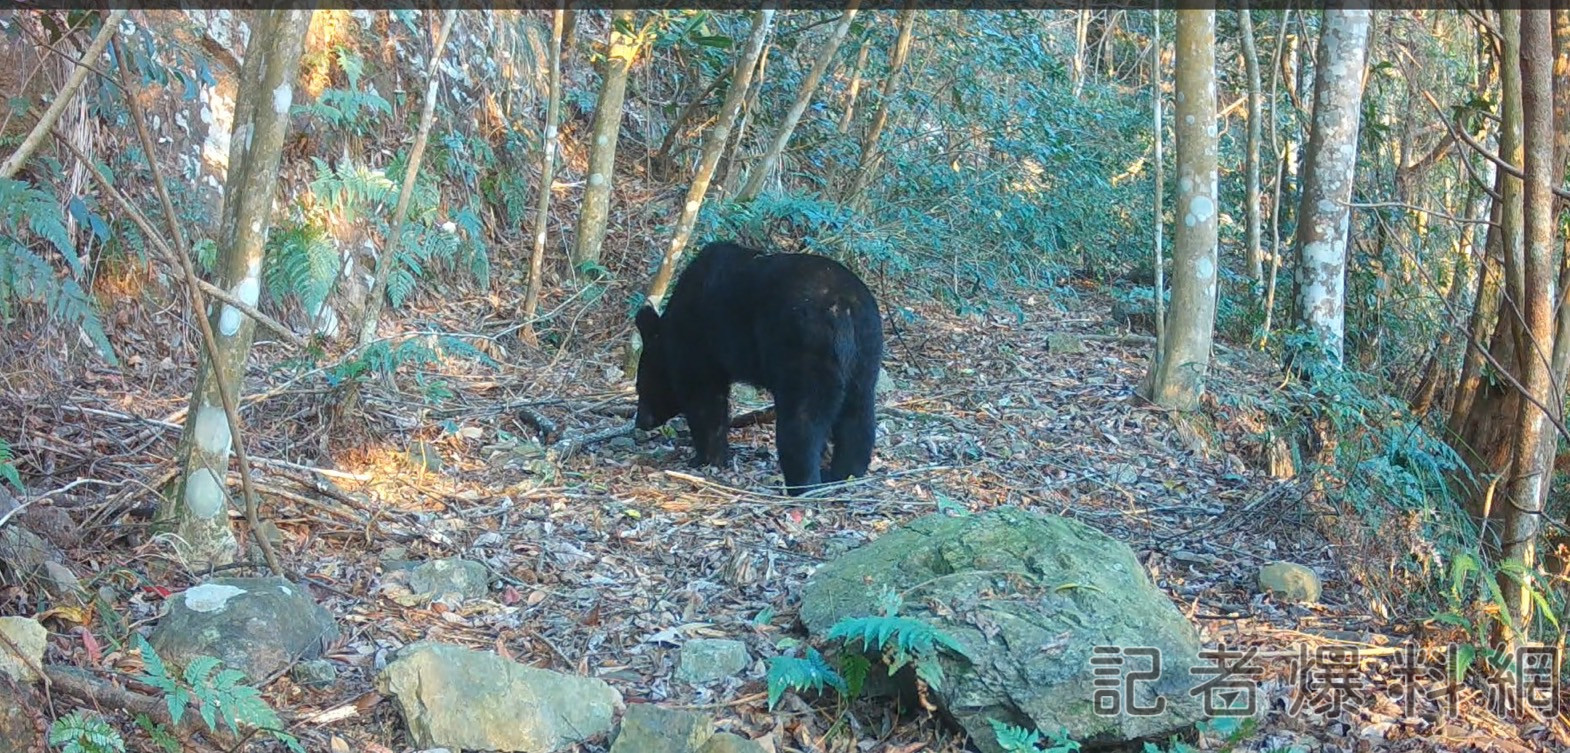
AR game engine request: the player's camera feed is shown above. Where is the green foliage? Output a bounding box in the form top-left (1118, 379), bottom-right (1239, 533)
top-left (263, 219), bottom-right (338, 314)
top-left (132, 635), bottom-right (301, 753)
top-left (0, 437), bottom-right (20, 491)
top-left (292, 46), bottom-right (392, 135)
top-left (48, 711), bottom-right (125, 753)
top-left (765, 587), bottom-right (970, 711)
top-left (766, 646), bottom-right (847, 709)
top-left (987, 720), bottom-right (1080, 753)
top-left (0, 178), bottom-right (117, 365)
top-left (133, 714), bottom-right (179, 753)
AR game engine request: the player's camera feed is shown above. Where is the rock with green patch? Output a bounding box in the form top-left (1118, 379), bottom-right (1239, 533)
top-left (675, 639), bottom-right (749, 684)
top-left (698, 732), bottom-right (767, 753)
top-left (377, 641), bottom-right (622, 752)
top-left (291, 659), bottom-right (338, 689)
top-left (1258, 561), bottom-right (1321, 603)
top-left (0, 617), bottom-right (45, 683)
top-left (1046, 332), bottom-right (1088, 354)
top-left (800, 506), bottom-right (1205, 752)
top-left (408, 558), bottom-right (489, 602)
top-left (149, 577), bottom-right (338, 683)
top-left (608, 704), bottom-right (713, 753)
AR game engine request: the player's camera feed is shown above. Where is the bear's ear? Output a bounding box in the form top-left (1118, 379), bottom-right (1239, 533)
top-left (635, 305), bottom-right (661, 338)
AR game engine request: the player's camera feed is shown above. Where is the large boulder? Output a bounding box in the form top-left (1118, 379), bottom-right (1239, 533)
top-left (149, 577), bottom-right (338, 682)
top-left (800, 506), bottom-right (1205, 751)
top-left (377, 641), bottom-right (622, 752)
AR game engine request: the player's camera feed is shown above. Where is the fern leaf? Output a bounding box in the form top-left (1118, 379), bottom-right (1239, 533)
top-left (765, 647), bottom-right (846, 710)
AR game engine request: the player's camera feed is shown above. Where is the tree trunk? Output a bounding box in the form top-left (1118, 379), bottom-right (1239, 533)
top-left (1151, 7), bottom-right (1165, 351)
top-left (1240, 5), bottom-right (1264, 283)
top-left (1499, 8), bottom-right (1557, 649)
top-left (1259, 9), bottom-right (1294, 347)
top-left (1289, 6), bottom-right (1372, 371)
top-left (653, 69), bottom-right (729, 178)
top-left (1448, 165), bottom-right (1505, 439)
top-left (1140, 7), bottom-right (1217, 412)
top-left (844, 4), bottom-right (917, 211)
top-left (738, 1), bottom-right (860, 202)
top-left (631, 9), bottom-right (776, 373)
top-left (718, 43), bottom-right (770, 198)
top-left (570, 9), bottom-right (641, 269)
top-left (838, 43), bottom-right (871, 134)
top-left (1073, 7), bottom-right (1091, 99)
top-left (160, 10), bottom-right (311, 567)
top-left (521, 6), bottom-right (565, 345)
top-left (358, 10), bottom-right (458, 345)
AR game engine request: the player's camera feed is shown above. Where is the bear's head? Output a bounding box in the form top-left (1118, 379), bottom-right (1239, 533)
top-left (633, 305), bottom-right (679, 430)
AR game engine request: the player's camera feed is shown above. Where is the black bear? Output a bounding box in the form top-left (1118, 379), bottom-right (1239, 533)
top-left (633, 241), bottom-right (883, 496)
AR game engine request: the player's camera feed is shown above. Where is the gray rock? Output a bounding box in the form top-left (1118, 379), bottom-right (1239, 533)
top-left (292, 659), bottom-right (338, 689)
top-left (0, 617), bottom-right (45, 683)
top-left (800, 506), bottom-right (1205, 752)
top-left (149, 577), bottom-right (338, 683)
top-left (377, 641), bottom-right (622, 752)
top-left (875, 367), bottom-right (895, 395)
top-left (608, 704), bottom-right (712, 753)
top-left (1046, 332), bottom-right (1088, 354)
top-left (408, 558), bottom-right (489, 602)
top-left (0, 523), bottom-right (81, 601)
top-left (676, 639), bottom-right (749, 684)
top-left (1258, 561), bottom-right (1321, 603)
top-left (698, 732), bottom-right (767, 753)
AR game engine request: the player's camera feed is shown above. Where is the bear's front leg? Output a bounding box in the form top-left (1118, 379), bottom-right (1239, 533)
top-left (684, 388), bottom-right (731, 468)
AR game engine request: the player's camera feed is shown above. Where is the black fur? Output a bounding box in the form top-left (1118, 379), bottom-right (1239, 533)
top-left (634, 241), bottom-right (884, 496)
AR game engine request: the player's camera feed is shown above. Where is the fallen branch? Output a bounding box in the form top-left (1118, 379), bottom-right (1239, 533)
top-left (43, 665), bottom-right (228, 750)
top-left (0, 9), bottom-right (127, 179)
top-left (551, 421), bottom-right (635, 462)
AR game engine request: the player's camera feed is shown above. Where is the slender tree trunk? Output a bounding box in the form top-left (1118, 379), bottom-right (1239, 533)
top-left (161, 9), bottom-right (311, 567)
top-left (844, 4), bottom-right (917, 211)
top-left (1260, 9), bottom-right (1293, 347)
top-left (838, 43), bottom-right (871, 134)
top-left (0, 9), bottom-right (127, 180)
top-left (1073, 7), bottom-right (1091, 99)
top-left (1496, 8), bottom-right (1558, 649)
top-left (358, 10), bottom-right (458, 344)
top-left (1240, 4), bottom-right (1264, 283)
top-left (571, 9), bottom-right (641, 269)
top-left (653, 69), bottom-right (729, 177)
top-left (1141, 6), bottom-right (1217, 411)
top-left (1289, 6), bottom-right (1373, 371)
top-left (521, 6), bottom-right (565, 345)
top-left (1151, 7), bottom-right (1165, 351)
top-left (631, 9), bottom-right (776, 374)
top-left (718, 44), bottom-right (770, 198)
top-left (1449, 165), bottom-right (1504, 439)
top-left (739, 2), bottom-right (860, 202)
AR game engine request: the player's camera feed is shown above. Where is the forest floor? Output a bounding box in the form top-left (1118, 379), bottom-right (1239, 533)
top-left (6, 277), bottom-right (1561, 753)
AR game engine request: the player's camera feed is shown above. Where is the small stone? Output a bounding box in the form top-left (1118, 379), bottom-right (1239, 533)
top-left (292, 659), bottom-right (338, 689)
top-left (609, 436), bottom-right (636, 450)
top-left (875, 367), bottom-right (896, 395)
top-left (699, 732), bottom-right (768, 753)
top-left (377, 641), bottom-right (622, 752)
top-left (676, 638), bottom-right (750, 684)
top-left (1258, 561), bottom-right (1321, 603)
top-left (1046, 332), bottom-right (1087, 354)
top-left (0, 617), bottom-right (46, 683)
top-left (608, 704), bottom-right (713, 753)
top-left (407, 558), bottom-right (489, 602)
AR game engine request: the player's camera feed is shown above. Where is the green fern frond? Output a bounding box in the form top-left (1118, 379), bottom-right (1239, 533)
top-left (0, 437), bottom-right (21, 491)
top-left (765, 647), bottom-right (847, 710)
top-left (48, 711), bottom-right (125, 753)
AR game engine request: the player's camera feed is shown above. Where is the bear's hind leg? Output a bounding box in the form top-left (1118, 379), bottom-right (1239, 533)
top-left (774, 388), bottom-right (840, 495)
top-left (826, 382), bottom-right (876, 483)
